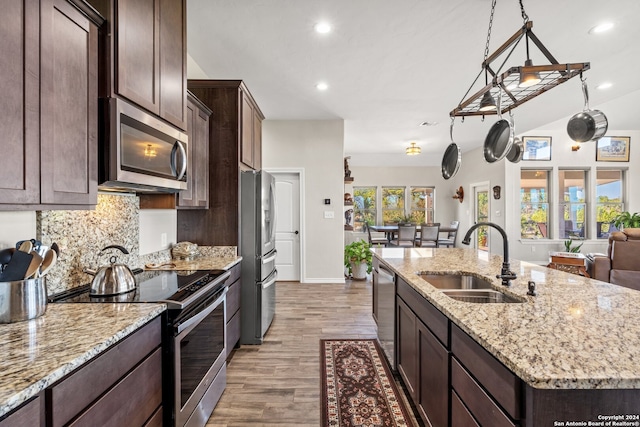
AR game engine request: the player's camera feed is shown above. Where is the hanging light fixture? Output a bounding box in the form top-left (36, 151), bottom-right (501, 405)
top-left (406, 142), bottom-right (421, 156)
top-left (518, 33), bottom-right (541, 87)
top-left (478, 90), bottom-right (497, 112)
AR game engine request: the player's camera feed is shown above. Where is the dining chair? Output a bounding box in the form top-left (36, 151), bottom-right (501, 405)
top-left (438, 220), bottom-right (459, 248)
top-left (417, 223), bottom-right (440, 248)
top-left (366, 224), bottom-right (388, 247)
top-left (390, 224), bottom-right (417, 247)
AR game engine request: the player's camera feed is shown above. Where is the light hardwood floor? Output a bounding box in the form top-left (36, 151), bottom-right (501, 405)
top-left (206, 279), bottom-right (420, 427)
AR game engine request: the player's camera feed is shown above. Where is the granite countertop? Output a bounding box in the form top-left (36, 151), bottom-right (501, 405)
top-left (373, 247), bottom-right (640, 390)
top-left (145, 255), bottom-right (242, 271)
top-left (0, 303), bottom-right (165, 418)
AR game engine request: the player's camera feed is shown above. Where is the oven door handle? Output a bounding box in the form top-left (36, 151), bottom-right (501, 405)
top-left (174, 287), bottom-right (227, 335)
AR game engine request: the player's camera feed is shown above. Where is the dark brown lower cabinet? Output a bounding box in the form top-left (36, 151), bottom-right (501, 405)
top-left (0, 396), bottom-right (41, 427)
top-left (225, 263), bottom-right (242, 356)
top-left (46, 317), bottom-right (162, 427)
top-left (396, 297), bottom-right (418, 400)
top-left (417, 321), bottom-right (448, 427)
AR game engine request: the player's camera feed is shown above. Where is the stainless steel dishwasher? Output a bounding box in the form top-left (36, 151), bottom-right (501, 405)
top-left (374, 258), bottom-right (396, 369)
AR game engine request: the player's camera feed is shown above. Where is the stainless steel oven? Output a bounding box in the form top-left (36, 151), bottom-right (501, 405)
top-left (99, 97), bottom-right (188, 192)
top-left (49, 269), bottom-right (231, 427)
top-left (172, 284), bottom-right (227, 427)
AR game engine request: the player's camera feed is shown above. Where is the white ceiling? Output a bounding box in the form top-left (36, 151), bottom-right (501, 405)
top-left (186, 0), bottom-right (640, 167)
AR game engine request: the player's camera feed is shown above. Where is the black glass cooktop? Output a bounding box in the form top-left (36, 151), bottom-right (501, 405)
top-left (50, 269), bottom-right (228, 307)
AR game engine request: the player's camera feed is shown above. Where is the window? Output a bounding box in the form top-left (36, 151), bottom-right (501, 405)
top-left (596, 169), bottom-right (624, 239)
top-left (409, 187), bottom-right (435, 224)
top-left (520, 170), bottom-right (549, 239)
top-left (353, 187), bottom-right (376, 232)
top-left (382, 187), bottom-right (405, 224)
top-left (559, 170), bottom-right (587, 239)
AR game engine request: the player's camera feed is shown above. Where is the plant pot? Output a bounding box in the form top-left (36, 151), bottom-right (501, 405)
top-left (350, 261), bottom-right (368, 280)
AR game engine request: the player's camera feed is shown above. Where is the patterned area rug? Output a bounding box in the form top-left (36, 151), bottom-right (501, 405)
top-left (320, 339), bottom-right (415, 427)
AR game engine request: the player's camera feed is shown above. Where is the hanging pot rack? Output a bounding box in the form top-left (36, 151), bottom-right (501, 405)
top-left (450, 20), bottom-right (590, 118)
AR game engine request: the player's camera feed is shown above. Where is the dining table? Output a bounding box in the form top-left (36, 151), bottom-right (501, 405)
top-left (369, 224), bottom-right (458, 245)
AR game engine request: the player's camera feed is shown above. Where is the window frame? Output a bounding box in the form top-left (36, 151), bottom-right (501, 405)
top-left (595, 168), bottom-right (625, 239)
top-left (520, 169), bottom-right (551, 240)
top-left (352, 186), bottom-right (377, 233)
top-left (558, 169), bottom-right (588, 240)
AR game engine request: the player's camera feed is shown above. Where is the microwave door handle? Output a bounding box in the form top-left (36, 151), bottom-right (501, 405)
top-left (170, 141), bottom-right (187, 180)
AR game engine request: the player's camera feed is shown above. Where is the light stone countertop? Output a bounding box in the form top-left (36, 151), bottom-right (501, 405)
top-left (373, 247), bottom-right (640, 390)
top-left (0, 303), bottom-right (165, 418)
top-left (145, 255), bottom-right (242, 271)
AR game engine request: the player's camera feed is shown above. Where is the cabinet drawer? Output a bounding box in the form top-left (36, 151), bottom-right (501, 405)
top-left (227, 262), bottom-right (241, 285)
top-left (0, 396), bottom-right (41, 427)
top-left (227, 276), bottom-right (241, 317)
top-left (143, 406), bottom-right (163, 427)
top-left (69, 348), bottom-right (162, 427)
top-left (397, 277), bottom-right (448, 346)
top-left (452, 358), bottom-right (515, 427)
top-left (48, 317), bottom-right (161, 426)
top-left (451, 390), bottom-right (479, 427)
top-left (451, 323), bottom-right (521, 419)
top-left (226, 309), bottom-right (241, 354)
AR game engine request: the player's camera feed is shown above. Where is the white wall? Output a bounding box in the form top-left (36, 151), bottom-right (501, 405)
top-left (262, 120), bottom-right (345, 283)
top-left (347, 165), bottom-right (457, 243)
top-left (139, 209), bottom-right (177, 255)
top-left (0, 211), bottom-right (36, 248)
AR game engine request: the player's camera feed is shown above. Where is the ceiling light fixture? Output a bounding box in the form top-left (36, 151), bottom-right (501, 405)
top-left (314, 22), bottom-right (332, 34)
top-left (589, 22), bottom-right (614, 34)
top-left (406, 142), bottom-right (421, 156)
top-left (478, 89), bottom-right (497, 111)
top-left (315, 82), bottom-right (329, 91)
top-left (450, 0), bottom-right (589, 118)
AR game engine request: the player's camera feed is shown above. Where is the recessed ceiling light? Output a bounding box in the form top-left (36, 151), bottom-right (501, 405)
top-left (314, 22), bottom-right (332, 34)
top-left (596, 82), bottom-right (613, 90)
top-left (316, 82), bottom-right (329, 91)
top-left (419, 121), bottom-right (439, 127)
top-left (589, 22), bottom-right (614, 34)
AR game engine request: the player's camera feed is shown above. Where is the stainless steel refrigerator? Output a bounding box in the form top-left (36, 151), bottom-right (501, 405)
top-left (240, 170), bottom-right (278, 344)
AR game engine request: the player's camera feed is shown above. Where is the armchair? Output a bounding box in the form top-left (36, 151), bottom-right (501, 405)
top-left (587, 229), bottom-right (640, 291)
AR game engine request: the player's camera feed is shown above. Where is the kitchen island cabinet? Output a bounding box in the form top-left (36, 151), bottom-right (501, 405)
top-left (0, 0), bottom-right (102, 210)
top-left (374, 247), bottom-right (640, 426)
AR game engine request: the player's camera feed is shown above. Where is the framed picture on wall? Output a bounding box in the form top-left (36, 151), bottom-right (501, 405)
top-left (522, 136), bottom-right (552, 161)
top-left (596, 136), bottom-right (630, 162)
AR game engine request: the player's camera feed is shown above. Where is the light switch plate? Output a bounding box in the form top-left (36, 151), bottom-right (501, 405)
top-left (324, 211), bottom-right (334, 219)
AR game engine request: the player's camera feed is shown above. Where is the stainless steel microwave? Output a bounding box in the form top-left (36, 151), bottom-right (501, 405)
top-left (99, 98), bottom-right (188, 193)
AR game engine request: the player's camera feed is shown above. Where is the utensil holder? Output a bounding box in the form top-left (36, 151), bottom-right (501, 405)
top-left (0, 277), bottom-right (47, 323)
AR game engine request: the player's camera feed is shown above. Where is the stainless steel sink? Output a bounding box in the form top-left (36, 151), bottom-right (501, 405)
top-left (418, 273), bottom-right (493, 290)
top-left (417, 273), bottom-right (524, 303)
top-left (440, 289), bottom-right (523, 304)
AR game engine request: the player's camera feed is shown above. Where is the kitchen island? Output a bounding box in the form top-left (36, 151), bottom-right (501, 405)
top-left (373, 247), bottom-right (640, 426)
top-left (0, 303), bottom-right (165, 421)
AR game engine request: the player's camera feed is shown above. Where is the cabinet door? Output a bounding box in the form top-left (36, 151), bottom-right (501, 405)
top-left (252, 109), bottom-right (262, 170)
top-left (241, 92), bottom-right (254, 168)
top-left (159, 0), bottom-right (186, 129)
top-left (417, 320), bottom-right (449, 427)
top-left (115, 0), bottom-right (160, 115)
top-left (396, 297), bottom-right (418, 400)
top-left (40, 0), bottom-right (98, 206)
top-left (193, 105), bottom-right (210, 207)
top-left (372, 269), bottom-right (379, 324)
top-left (178, 102), bottom-right (196, 206)
top-left (0, 0), bottom-right (40, 205)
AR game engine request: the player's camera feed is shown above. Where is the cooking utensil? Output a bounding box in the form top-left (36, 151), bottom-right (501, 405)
top-left (441, 119), bottom-right (462, 180)
top-left (84, 245), bottom-right (136, 296)
top-left (51, 242), bottom-right (60, 257)
top-left (24, 251), bottom-right (43, 279)
top-left (0, 276), bottom-right (47, 323)
top-left (0, 248), bottom-right (15, 270)
top-left (567, 77), bottom-right (608, 143)
top-left (483, 91), bottom-right (515, 163)
top-left (39, 249), bottom-right (57, 277)
top-left (18, 240), bottom-right (33, 253)
top-left (0, 250), bottom-right (33, 282)
top-left (506, 137), bottom-right (524, 163)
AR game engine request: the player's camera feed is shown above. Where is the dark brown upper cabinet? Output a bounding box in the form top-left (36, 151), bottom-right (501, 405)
top-left (89, 0), bottom-right (187, 131)
top-left (0, 0), bottom-right (102, 210)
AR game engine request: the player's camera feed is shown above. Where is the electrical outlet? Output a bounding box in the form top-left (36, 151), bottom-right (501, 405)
top-left (161, 233), bottom-right (167, 247)
top-left (324, 211), bottom-right (334, 219)
top-left (531, 245), bottom-right (536, 252)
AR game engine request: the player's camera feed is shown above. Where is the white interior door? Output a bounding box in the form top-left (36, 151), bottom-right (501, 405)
top-left (273, 172), bottom-right (301, 281)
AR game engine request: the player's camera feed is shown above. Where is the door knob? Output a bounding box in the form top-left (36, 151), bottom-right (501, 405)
top-left (294, 231), bottom-right (299, 234)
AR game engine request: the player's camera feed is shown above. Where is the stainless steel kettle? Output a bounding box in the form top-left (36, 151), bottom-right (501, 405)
top-left (84, 245), bottom-right (136, 296)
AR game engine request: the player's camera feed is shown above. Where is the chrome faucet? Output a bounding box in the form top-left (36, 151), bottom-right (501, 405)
top-left (461, 222), bottom-right (517, 286)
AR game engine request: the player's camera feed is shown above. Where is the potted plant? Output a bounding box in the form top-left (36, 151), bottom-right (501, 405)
top-left (563, 238), bottom-right (583, 253)
top-left (344, 239), bottom-right (373, 280)
top-left (612, 211), bottom-right (640, 230)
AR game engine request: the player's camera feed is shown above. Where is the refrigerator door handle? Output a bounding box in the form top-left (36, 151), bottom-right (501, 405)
top-left (262, 270), bottom-right (278, 289)
top-left (261, 250), bottom-right (278, 265)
